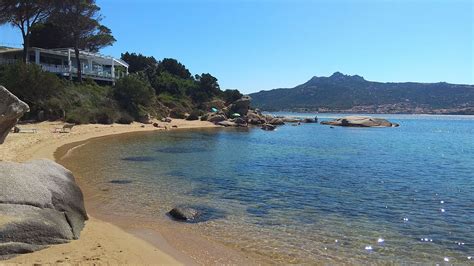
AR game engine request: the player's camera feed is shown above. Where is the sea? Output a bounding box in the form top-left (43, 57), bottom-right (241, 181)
top-left (59, 113), bottom-right (474, 264)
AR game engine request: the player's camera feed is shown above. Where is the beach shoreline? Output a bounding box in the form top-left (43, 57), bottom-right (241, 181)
top-left (0, 119), bottom-right (230, 265)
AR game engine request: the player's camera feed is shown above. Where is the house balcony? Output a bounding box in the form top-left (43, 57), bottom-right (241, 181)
top-left (0, 47), bottom-right (129, 83)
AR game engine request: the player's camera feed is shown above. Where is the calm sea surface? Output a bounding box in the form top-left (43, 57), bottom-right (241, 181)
top-left (62, 114), bottom-right (474, 264)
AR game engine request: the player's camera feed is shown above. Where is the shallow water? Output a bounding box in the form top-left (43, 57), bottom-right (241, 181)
top-left (61, 114), bottom-right (474, 264)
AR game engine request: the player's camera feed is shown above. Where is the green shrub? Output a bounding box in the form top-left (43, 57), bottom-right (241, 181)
top-left (113, 74), bottom-right (155, 119)
top-left (117, 112), bottom-right (135, 124)
top-left (222, 89), bottom-right (243, 104)
top-left (0, 63), bottom-right (65, 120)
top-left (169, 108), bottom-right (187, 119)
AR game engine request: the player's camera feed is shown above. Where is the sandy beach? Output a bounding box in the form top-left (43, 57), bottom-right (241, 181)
top-left (0, 119), bottom-right (218, 265)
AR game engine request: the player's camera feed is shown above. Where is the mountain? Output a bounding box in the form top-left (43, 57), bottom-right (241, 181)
top-left (249, 72), bottom-right (474, 114)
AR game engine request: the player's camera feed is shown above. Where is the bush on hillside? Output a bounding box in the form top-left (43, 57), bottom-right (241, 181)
top-left (116, 112), bottom-right (135, 124)
top-left (113, 74), bottom-right (155, 119)
top-left (0, 63), bottom-right (65, 120)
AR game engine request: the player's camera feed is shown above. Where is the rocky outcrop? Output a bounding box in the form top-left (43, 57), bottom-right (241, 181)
top-left (0, 160), bottom-right (88, 259)
top-left (320, 116), bottom-right (399, 127)
top-left (303, 117), bottom-right (318, 123)
top-left (233, 117), bottom-right (247, 126)
top-left (217, 120), bottom-right (237, 127)
top-left (282, 117), bottom-right (301, 123)
top-left (269, 118), bottom-right (285, 125)
top-left (0, 86), bottom-right (29, 144)
top-left (261, 123), bottom-right (276, 131)
top-left (246, 110), bottom-right (266, 125)
top-left (138, 113), bottom-right (152, 124)
top-left (207, 114), bottom-right (227, 123)
top-left (206, 99), bottom-right (226, 110)
top-left (229, 96), bottom-right (251, 116)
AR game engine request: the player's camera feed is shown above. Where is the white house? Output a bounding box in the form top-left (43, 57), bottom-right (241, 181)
top-left (0, 47), bottom-right (129, 83)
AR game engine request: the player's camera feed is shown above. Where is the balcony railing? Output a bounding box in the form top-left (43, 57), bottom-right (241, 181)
top-left (0, 59), bottom-right (125, 80)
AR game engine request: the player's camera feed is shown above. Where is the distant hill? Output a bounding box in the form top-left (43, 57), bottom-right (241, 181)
top-left (249, 72), bottom-right (474, 114)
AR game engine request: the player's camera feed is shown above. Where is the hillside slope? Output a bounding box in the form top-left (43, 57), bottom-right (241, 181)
top-left (250, 72), bottom-right (474, 114)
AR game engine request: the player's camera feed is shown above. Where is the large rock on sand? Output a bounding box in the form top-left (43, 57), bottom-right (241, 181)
top-left (321, 116), bottom-right (399, 127)
top-left (207, 113), bottom-right (227, 123)
top-left (0, 86), bottom-right (29, 144)
top-left (0, 160), bottom-right (88, 259)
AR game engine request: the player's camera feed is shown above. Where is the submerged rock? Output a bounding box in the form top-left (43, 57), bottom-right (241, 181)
top-left (320, 116), bottom-right (399, 127)
top-left (167, 205), bottom-right (226, 223)
top-left (0, 160), bottom-right (88, 259)
top-left (168, 207), bottom-right (200, 222)
top-left (0, 86), bottom-right (30, 144)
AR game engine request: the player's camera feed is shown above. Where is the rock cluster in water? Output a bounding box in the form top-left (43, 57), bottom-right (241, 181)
top-left (200, 96), bottom-right (318, 131)
top-left (320, 116), bottom-right (399, 127)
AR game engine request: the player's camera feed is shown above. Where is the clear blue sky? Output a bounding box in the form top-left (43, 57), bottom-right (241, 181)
top-left (0, 0), bottom-right (472, 93)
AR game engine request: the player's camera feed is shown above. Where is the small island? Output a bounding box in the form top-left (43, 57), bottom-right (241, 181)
top-left (320, 116), bottom-right (400, 127)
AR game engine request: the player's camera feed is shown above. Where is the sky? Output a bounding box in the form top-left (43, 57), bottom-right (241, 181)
top-left (0, 0), bottom-right (472, 94)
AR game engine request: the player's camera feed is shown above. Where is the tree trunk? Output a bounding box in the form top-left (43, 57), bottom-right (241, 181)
top-left (22, 33), bottom-right (29, 63)
top-left (74, 46), bottom-right (82, 83)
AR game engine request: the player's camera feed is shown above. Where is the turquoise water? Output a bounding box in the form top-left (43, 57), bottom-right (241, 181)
top-left (64, 114), bottom-right (474, 264)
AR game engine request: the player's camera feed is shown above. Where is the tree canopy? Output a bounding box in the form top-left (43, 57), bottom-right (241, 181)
top-left (0, 0), bottom-right (56, 62)
top-left (52, 0), bottom-right (115, 82)
top-left (156, 58), bottom-right (192, 80)
top-left (120, 52), bottom-right (157, 73)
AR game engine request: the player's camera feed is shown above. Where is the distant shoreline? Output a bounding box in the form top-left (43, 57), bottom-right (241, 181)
top-left (262, 109), bottom-right (474, 115)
